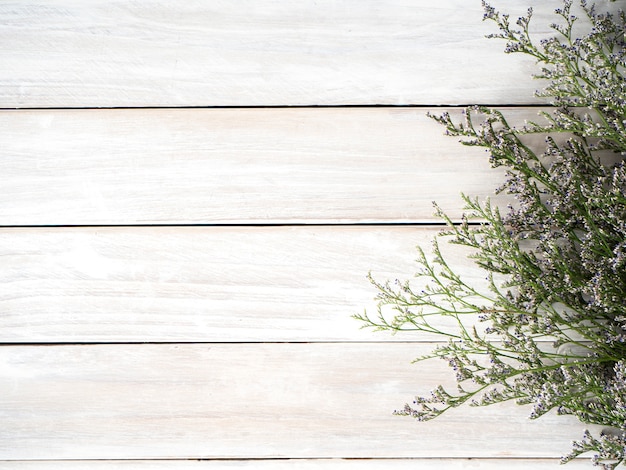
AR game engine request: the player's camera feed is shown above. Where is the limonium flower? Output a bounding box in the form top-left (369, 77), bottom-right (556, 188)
top-left (356, 1), bottom-right (626, 467)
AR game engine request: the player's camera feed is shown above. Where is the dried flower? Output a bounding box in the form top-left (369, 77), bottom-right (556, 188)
top-left (356, 1), bottom-right (626, 467)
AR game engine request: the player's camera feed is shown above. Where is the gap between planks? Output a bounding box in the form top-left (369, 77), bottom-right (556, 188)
top-left (0, 458), bottom-right (593, 469)
top-left (0, 222), bottom-right (454, 229)
top-left (0, 104), bottom-right (549, 111)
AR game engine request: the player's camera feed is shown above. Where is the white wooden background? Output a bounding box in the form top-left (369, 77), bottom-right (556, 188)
top-left (1, 0), bottom-right (616, 468)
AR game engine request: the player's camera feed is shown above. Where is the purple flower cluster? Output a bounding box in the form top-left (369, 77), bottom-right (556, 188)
top-left (357, 1), bottom-right (626, 467)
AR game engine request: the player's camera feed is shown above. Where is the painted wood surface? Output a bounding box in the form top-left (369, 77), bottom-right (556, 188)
top-left (0, 0), bottom-right (559, 108)
top-left (0, 107), bottom-right (531, 225)
top-left (1, 0), bottom-right (603, 467)
top-left (0, 226), bottom-right (496, 343)
top-left (0, 344), bottom-right (594, 460)
top-left (0, 459), bottom-right (593, 469)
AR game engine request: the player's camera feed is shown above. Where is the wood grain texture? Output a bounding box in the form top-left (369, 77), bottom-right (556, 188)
top-left (0, 344), bottom-right (594, 460)
top-left (0, 225), bottom-right (494, 343)
top-left (0, 0), bottom-right (562, 107)
top-left (0, 107), bottom-right (527, 225)
top-left (0, 459), bottom-right (593, 469)
top-left (3, 2), bottom-right (610, 466)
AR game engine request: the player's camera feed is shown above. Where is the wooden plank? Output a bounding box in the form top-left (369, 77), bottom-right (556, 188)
top-left (0, 459), bottom-right (593, 469)
top-left (0, 344), bottom-right (594, 460)
top-left (0, 0), bottom-right (559, 108)
top-left (0, 225), bottom-right (493, 343)
top-left (0, 107), bottom-right (526, 225)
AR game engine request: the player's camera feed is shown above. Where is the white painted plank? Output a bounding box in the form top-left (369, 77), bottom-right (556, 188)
top-left (0, 459), bottom-right (593, 469)
top-left (0, 0), bottom-right (565, 107)
top-left (0, 226), bottom-right (492, 343)
top-left (0, 107), bottom-right (525, 225)
top-left (0, 344), bottom-right (594, 460)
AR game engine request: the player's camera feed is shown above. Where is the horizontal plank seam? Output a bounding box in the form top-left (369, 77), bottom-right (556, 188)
top-left (0, 341), bottom-right (455, 346)
top-left (0, 222), bottom-right (483, 229)
top-left (0, 104), bottom-right (550, 111)
top-left (0, 457), bottom-right (570, 462)
top-left (0, 341), bottom-right (560, 346)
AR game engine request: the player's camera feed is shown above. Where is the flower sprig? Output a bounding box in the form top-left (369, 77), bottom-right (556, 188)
top-left (356, 1), bottom-right (626, 467)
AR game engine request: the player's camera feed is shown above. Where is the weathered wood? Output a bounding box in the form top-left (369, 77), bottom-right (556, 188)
top-left (0, 225), bottom-right (493, 343)
top-left (0, 459), bottom-right (593, 469)
top-left (0, 344), bottom-right (594, 460)
top-left (0, 107), bottom-right (529, 225)
top-left (0, 0), bottom-right (560, 107)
